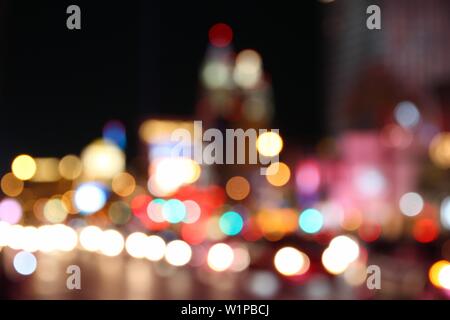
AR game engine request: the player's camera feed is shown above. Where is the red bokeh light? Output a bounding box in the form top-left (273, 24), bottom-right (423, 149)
top-left (413, 218), bottom-right (439, 243)
top-left (131, 194), bottom-right (152, 217)
top-left (181, 219), bottom-right (208, 245)
top-left (358, 223), bottom-right (382, 242)
top-left (208, 23), bottom-right (233, 48)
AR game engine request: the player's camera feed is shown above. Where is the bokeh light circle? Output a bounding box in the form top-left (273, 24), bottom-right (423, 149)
top-left (99, 229), bottom-right (124, 257)
top-left (112, 172), bottom-right (136, 197)
top-left (182, 200), bottom-right (201, 224)
top-left (165, 240), bottom-right (192, 266)
top-left (58, 155), bottom-right (83, 180)
top-left (1, 173), bottom-right (24, 197)
top-left (207, 243), bottom-right (234, 272)
top-left (274, 247), bottom-right (308, 276)
top-left (429, 260), bottom-right (450, 289)
top-left (394, 101), bottom-right (420, 128)
top-left (145, 235), bottom-right (166, 261)
top-left (0, 198), bottom-right (23, 224)
top-left (12, 155), bottom-right (36, 180)
top-left (266, 162), bottom-right (291, 187)
top-left (225, 176), bottom-right (250, 200)
top-left (74, 182), bottom-right (108, 215)
top-left (399, 192), bottom-right (424, 217)
top-left (162, 199), bottom-right (186, 224)
top-left (208, 23), bottom-right (233, 48)
top-left (219, 211), bottom-right (244, 236)
top-left (125, 232), bottom-right (148, 259)
top-left (299, 208), bottom-right (323, 234)
top-left (256, 132), bottom-right (283, 157)
top-left (79, 226), bottom-right (103, 252)
top-left (13, 251), bottom-right (37, 275)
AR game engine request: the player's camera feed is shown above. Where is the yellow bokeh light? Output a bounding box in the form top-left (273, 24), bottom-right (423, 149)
top-left (32, 158), bottom-right (61, 182)
top-left (438, 265), bottom-right (450, 290)
top-left (11, 155), bottom-right (37, 180)
top-left (343, 261), bottom-right (367, 287)
top-left (256, 132), bottom-right (283, 157)
top-left (322, 235), bottom-right (360, 275)
top-left (226, 176), bottom-right (250, 200)
top-left (112, 172), bottom-right (136, 197)
top-left (148, 157), bottom-right (201, 197)
top-left (233, 49), bottom-right (262, 89)
top-left (61, 190), bottom-right (79, 214)
top-left (206, 216), bottom-right (226, 241)
top-left (341, 209), bottom-right (363, 231)
top-left (184, 159), bottom-right (202, 184)
top-left (429, 132), bottom-right (450, 169)
top-left (257, 208), bottom-right (298, 241)
top-left (139, 119), bottom-right (195, 144)
top-left (32, 198), bottom-right (48, 223)
top-left (59, 155), bottom-right (83, 180)
top-left (266, 162), bottom-right (291, 187)
top-left (81, 139), bottom-right (125, 180)
top-left (1, 173), bottom-right (24, 197)
top-left (429, 260), bottom-right (450, 289)
top-left (322, 247), bottom-right (349, 275)
top-left (43, 198), bottom-right (69, 224)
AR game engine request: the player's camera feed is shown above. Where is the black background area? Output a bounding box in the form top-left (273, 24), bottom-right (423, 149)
top-left (1, 1), bottom-right (322, 173)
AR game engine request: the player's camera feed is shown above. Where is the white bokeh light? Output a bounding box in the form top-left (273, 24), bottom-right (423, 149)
top-left (13, 251), bottom-right (37, 275)
top-left (394, 101), bottom-right (420, 129)
top-left (165, 240), bottom-right (192, 266)
top-left (74, 182), bottom-right (108, 215)
top-left (207, 243), bottom-right (234, 272)
top-left (145, 235), bottom-right (166, 262)
top-left (79, 226), bottom-right (103, 252)
top-left (274, 247), bottom-right (308, 276)
top-left (99, 229), bottom-right (124, 257)
top-left (440, 197), bottom-right (450, 230)
top-left (399, 192), bottom-right (424, 217)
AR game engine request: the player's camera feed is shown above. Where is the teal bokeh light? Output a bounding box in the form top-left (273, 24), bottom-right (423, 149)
top-left (299, 208), bottom-right (323, 234)
top-left (219, 211), bottom-right (244, 236)
top-left (162, 199), bottom-right (186, 223)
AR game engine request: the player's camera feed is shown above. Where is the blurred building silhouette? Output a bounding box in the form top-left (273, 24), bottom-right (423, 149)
top-left (323, 0), bottom-right (450, 131)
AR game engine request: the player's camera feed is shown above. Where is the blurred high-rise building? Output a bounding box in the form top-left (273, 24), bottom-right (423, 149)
top-left (323, 0), bottom-right (450, 132)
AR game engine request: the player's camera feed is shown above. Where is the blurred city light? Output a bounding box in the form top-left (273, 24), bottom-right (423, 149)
top-left (256, 132), bottom-right (283, 157)
top-left (207, 243), bottom-right (234, 272)
top-left (13, 251), bottom-right (37, 276)
top-left (74, 182), bottom-right (108, 215)
top-left (274, 247), bottom-right (309, 277)
top-left (11, 154), bottom-right (36, 180)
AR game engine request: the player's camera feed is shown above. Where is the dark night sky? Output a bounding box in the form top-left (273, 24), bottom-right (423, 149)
top-left (1, 1), bottom-right (323, 173)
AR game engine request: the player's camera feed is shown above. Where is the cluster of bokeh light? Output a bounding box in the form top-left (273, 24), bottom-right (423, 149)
top-left (0, 23), bottom-right (450, 300)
